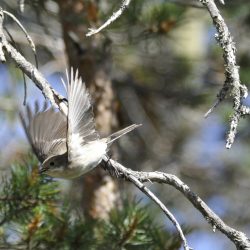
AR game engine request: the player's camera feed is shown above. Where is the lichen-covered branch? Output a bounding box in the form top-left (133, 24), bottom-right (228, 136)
top-left (103, 158), bottom-right (250, 250)
top-left (200, 0), bottom-right (249, 148)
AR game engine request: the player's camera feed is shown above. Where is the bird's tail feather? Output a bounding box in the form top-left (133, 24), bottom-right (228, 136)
top-left (106, 124), bottom-right (141, 146)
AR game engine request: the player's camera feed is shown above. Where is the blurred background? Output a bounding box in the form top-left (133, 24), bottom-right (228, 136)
top-left (1, 0), bottom-right (250, 249)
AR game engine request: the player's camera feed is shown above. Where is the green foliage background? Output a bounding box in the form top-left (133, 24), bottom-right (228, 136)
top-left (0, 157), bottom-right (182, 249)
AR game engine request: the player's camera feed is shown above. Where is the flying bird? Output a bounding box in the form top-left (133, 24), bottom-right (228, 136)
top-left (20, 69), bottom-right (141, 179)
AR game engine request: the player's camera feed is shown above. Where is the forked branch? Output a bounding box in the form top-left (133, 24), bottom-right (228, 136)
top-left (102, 157), bottom-right (250, 250)
top-left (200, 0), bottom-right (249, 148)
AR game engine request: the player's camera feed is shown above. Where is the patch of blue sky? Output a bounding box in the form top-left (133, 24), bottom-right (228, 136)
top-left (187, 231), bottom-right (234, 250)
top-left (0, 67), bottom-right (66, 158)
top-left (183, 115), bottom-right (226, 168)
top-left (0, 64), bottom-right (12, 94)
top-left (206, 195), bottom-right (229, 217)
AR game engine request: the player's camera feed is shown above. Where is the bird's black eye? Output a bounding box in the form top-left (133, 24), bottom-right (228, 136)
top-left (50, 161), bottom-right (55, 166)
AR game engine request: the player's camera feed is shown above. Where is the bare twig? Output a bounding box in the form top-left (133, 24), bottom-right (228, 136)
top-left (128, 174), bottom-right (191, 250)
top-left (3, 26), bottom-right (27, 105)
top-left (86, 0), bottom-right (131, 37)
top-left (102, 156), bottom-right (191, 250)
top-left (199, 0), bottom-right (249, 148)
top-left (5, 41), bottom-right (67, 113)
top-left (2, 10), bottom-right (36, 55)
top-left (103, 158), bottom-right (250, 250)
top-left (204, 99), bottom-right (220, 118)
top-left (2, 9), bottom-right (38, 68)
top-left (0, 9), bottom-right (67, 115)
top-left (22, 72), bottom-right (27, 105)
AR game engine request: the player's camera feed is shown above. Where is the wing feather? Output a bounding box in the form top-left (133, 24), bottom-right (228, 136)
top-left (20, 103), bottom-right (67, 162)
top-left (64, 69), bottom-right (99, 160)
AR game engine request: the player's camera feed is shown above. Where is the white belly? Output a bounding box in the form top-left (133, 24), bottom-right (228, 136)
top-left (67, 140), bottom-right (107, 178)
top-left (47, 140), bottom-right (107, 179)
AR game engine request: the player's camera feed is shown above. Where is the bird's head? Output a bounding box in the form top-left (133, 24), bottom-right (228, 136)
top-left (40, 153), bottom-right (68, 178)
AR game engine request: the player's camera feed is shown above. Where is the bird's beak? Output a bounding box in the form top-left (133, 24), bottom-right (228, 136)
top-left (39, 166), bottom-right (48, 174)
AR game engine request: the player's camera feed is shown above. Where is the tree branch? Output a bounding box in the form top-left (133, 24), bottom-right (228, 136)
top-left (88, 0), bottom-right (248, 148)
top-left (102, 157), bottom-right (250, 250)
top-left (86, 0), bottom-right (131, 37)
top-left (0, 9), bottom-right (67, 115)
top-left (200, 0), bottom-right (249, 148)
top-left (119, 166), bottom-right (191, 250)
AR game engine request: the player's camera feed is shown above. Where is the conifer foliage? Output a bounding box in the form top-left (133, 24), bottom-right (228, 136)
top-left (0, 156), bottom-right (181, 249)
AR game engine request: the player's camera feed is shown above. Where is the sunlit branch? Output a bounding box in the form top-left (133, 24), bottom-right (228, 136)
top-left (86, 0), bottom-right (131, 37)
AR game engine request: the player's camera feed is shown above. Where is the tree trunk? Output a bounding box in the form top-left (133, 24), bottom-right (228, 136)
top-left (57, 0), bottom-right (119, 219)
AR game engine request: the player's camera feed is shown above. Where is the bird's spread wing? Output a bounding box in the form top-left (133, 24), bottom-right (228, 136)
top-left (62, 68), bottom-right (99, 161)
top-left (20, 103), bottom-right (67, 163)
